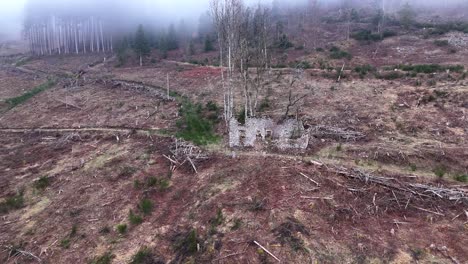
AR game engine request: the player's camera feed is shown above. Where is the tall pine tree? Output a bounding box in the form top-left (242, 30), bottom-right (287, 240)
top-left (204, 35), bottom-right (214, 52)
top-left (166, 24), bottom-right (179, 51)
top-left (134, 24), bottom-right (150, 66)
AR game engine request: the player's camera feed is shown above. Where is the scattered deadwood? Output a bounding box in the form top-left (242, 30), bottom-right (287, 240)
top-left (301, 195), bottom-right (333, 200)
top-left (166, 138), bottom-right (209, 173)
top-left (3, 245), bottom-right (42, 263)
top-left (253, 241), bottom-right (281, 262)
top-left (337, 63), bottom-right (345, 82)
top-left (298, 172), bottom-right (320, 186)
top-left (412, 206), bottom-right (445, 216)
top-left (283, 90), bottom-right (307, 119)
top-left (334, 167), bottom-right (468, 203)
top-left (110, 79), bottom-right (175, 101)
top-left (55, 98), bottom-right (82, 110)
top-left (309, 159), bottom-right (323, 167)
top-left (310, 125), bottom-right (365, 141)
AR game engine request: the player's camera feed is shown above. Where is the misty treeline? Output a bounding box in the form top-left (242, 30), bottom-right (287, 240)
top-left (23, 0), bottom-right (131, 55)
top-left (22, 0), bottom-right (468, 57)
top-left (26, 16), bottom-right (112, 56)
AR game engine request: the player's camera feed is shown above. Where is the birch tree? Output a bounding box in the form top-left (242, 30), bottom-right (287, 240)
top-left (211, 0), bottom-right (271, 124)
top-left (25, 16), bottom-right (112, 56)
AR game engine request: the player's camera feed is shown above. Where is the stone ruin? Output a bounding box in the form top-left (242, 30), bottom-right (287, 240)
top-left (229, 117), bottom-right (309, 150)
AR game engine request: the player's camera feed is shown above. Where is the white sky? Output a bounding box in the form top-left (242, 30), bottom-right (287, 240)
top-left (0, 0), bottom-right (27, 39)
top-left (0, 0), bottom-right (265, 40)
top-left (1, 0), bottom-right (466, 40)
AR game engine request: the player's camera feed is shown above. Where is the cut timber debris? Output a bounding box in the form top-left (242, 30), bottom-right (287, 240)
top-left (166, 138), bottom-right (208, 173)
top-left (309, 159), bottom-right (323, 167)
top-left (310, 125), bottom-right (365, 141)
top-left (334, 167), bottom-right (468, 203)
top-left (4, 245), bottom-right (42, 263)
top-left (301, 196), bottom-right (333, 200)
top-left (253, 241), bottom-right (281, 262)
top-left (299, 172), bottom-right (320, 186)
top-left (110, 79), bottom-right (175, 101)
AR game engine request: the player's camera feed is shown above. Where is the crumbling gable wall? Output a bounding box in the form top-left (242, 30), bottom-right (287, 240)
top-left (229, 117), bottom-right (309, 150)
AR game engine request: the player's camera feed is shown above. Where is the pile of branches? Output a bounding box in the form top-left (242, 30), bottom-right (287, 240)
top-left (310, 125), bottom-right (365, 141)
top-left (164, 138), bottom-right (209, 173)
top-left (109, 79), bottom-right (174, 101)
top-left (335, 167), bottom-right (468, 203)
top-left (2, 245), bottom-right (41, 263)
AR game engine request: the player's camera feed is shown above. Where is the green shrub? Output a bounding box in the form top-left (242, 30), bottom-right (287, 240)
top-left (231, 218), bottom-right (242, 230)
top-left (351, 29), bottom-right (397, 42)
top-left (205, 101), bottom-right (219, 112)
top-left (382, 30), bottom-right (397, 38)
top-left (130, 247), bottom-right (156, 264)
top-left (395, 64), bottom-right (464, 74)
top-left (129, 210), bottom-right (143, 225)
top-left (237, 107), bottom-right (246, 125)
top-left (34, 176), bottom-right (50, 190)
top-left (351, 30), bottom-right (382, 42)
top-left (119, 166), bottom-right (137, 178)
top-left (204, 35), bottom-right (215, 52)
top-left (376, 71), bottom-right (402, 80)
top-left (293, 61), bottom-right (312, 69)
top-left (60, 239), bottom-right (71, 249)
top-left (6, 79), bottom-right (56, 108)
top-left (433, 166), bottom-right (446, 179)
top-left (90, 252), bottom-right (115, 264)
top-left (15, 57), bottom-right (32, 67)
top-left (454, 174), bottom-right (467, 183)
top-left (99, 226), bottom-right (111, 234)
top-left (422, 21), bottom-right (468, 36)
top-left (434, 40), bottom-right (449, 47)
top-left (258, 98), bottom-right (270, 112)
top-left (354, 64), bottom-right (375, 77)
top-left (146, 177), bottom-right (158, 187)
top-left (210, 208), bottom-right (224, 230)
top-left (336, 143), bottom-right (343, 151)
top-left (70, 225), bottom-right (77, 237)
top-left (144, 177), bottom-right (170, 190)
top-left (176, 101), bottom-right (219, 145)
top-left (0, 192), bottom-right (24, 214)
top-left (410, 248), bottom-right (425, 261)
top-left (158, 179), bottom-right (170, 190)
top-left (277, 34), bottom-right (294, 49)
top-left (116, 224), bottom-right (127, 234)
top-left (427, 79), bottom-right (437, 86)
top-left (60, 225), bottom-right (77, 249)
top-left (175, 229), bottom-right (199, 255)
top-left (134, 179), bottom-right (142, 189)
top-left (329, 47), bottom-right (352, 60)
top-left (139, 199), bottom-right (153, 215)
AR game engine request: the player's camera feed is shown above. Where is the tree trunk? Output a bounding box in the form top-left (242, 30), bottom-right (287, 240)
top-left (166, 73), bottom-right (170, 99)
top-left (100, 20), bottom-right (105, 52)
top-left (74, 21), bottom-right (79, 54)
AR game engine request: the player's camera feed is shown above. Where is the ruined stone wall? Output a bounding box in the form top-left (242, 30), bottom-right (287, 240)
top-left (229, 117), bottom-right (309, 150)
top-left (229, 118), bottom-right (241, 147)
top-left (244, 118), bottom-right (274, 147)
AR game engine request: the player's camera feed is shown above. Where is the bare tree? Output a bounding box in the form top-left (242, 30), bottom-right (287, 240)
top-left (210, 0), bottom-right (244, 124)
top-left (211, 0), bottom-right (272, 125)
top-left (283, 77), bottom-right (307, 119)
top-left (26, 15), bottom-right (112, 56)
